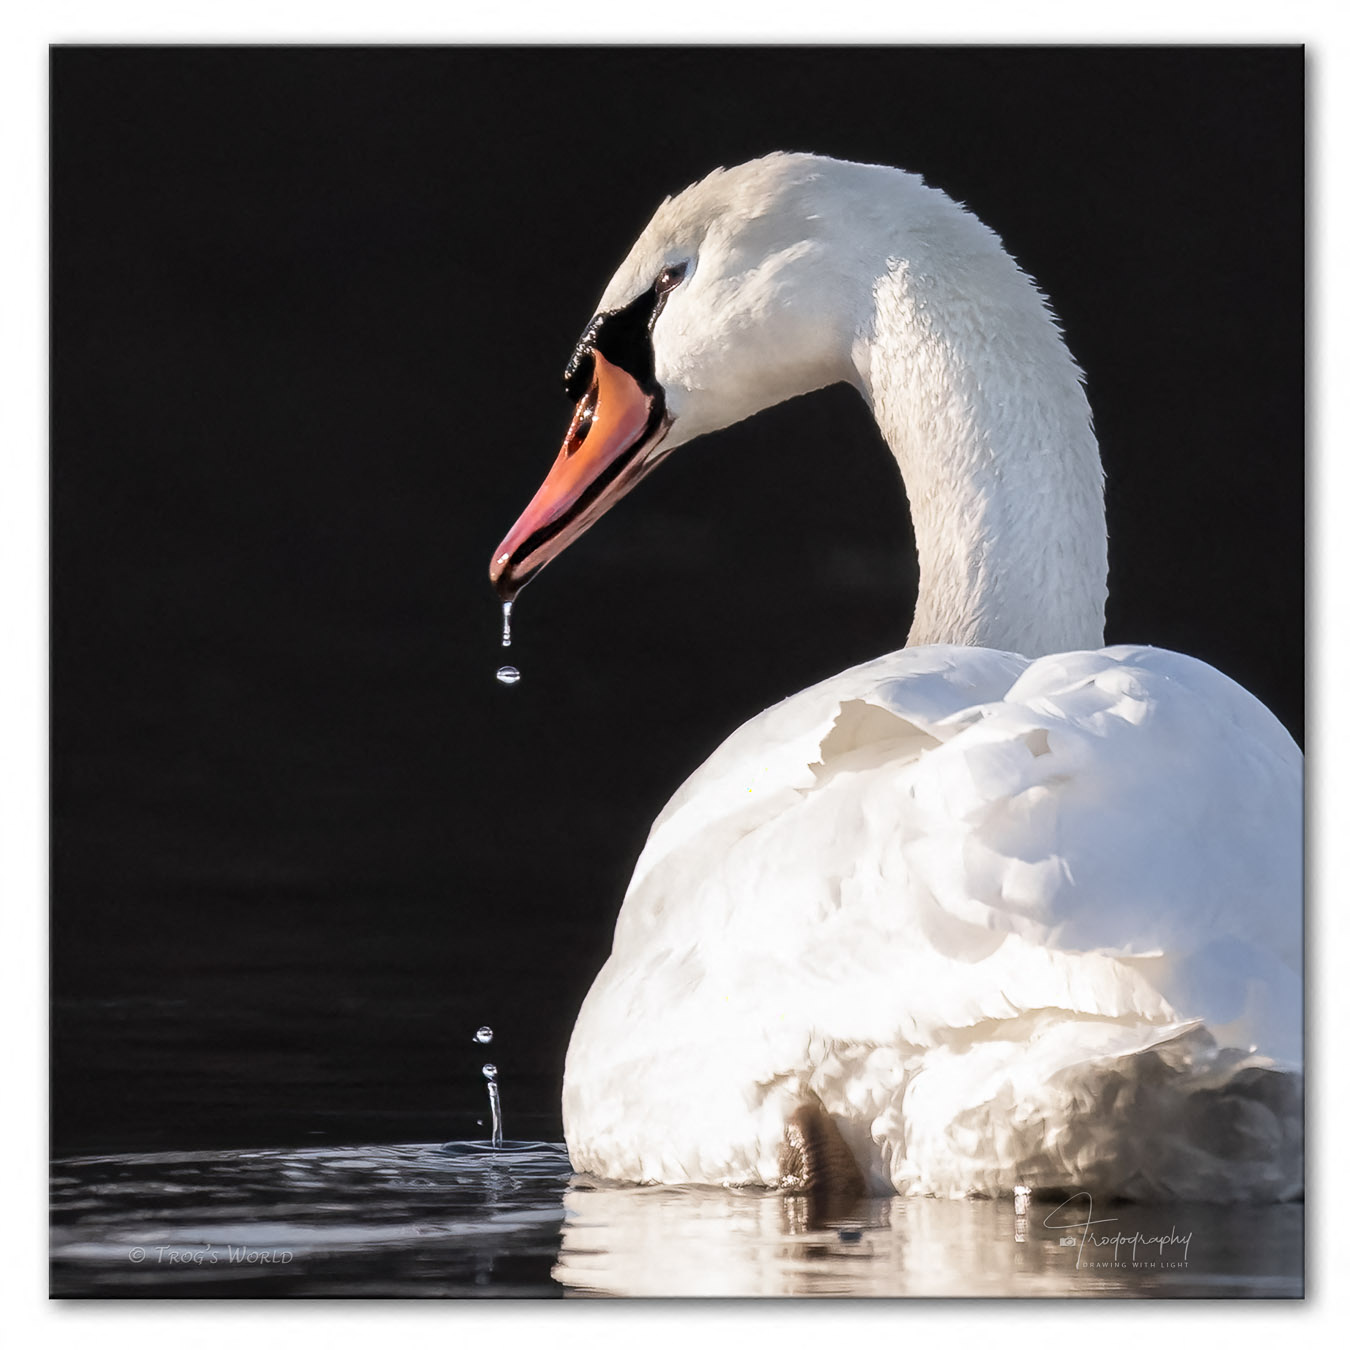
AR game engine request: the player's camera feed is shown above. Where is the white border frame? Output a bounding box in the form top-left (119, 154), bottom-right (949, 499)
top-left (10, 4), bottom-right (1343, 1342)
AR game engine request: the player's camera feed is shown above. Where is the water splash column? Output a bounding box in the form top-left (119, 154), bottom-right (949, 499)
top-left (483, 1064), bottom-right (503, 1148)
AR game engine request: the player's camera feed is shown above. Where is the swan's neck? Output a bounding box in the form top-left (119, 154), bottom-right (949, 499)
top-left (847, 194), bottom-right (1107, 657)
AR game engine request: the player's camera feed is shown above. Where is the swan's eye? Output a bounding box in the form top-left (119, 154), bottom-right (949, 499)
top-left (655, 262), bottom-right (688, 295)
top-left (562, 263), bottom-right (687, 399)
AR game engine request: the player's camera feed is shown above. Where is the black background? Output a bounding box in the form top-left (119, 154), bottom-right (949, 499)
top-left (51, 46), bottom-right (1303, 1157)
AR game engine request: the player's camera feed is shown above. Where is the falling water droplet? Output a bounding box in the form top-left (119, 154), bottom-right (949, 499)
top-left (482, 1063), bottom-right (498, 1081)
top-left (494, 600), bottom-right (520, 684)
top-left (473, 1025), bottom-right (494, 1045)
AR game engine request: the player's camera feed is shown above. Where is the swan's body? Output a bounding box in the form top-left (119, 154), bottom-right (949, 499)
top-left (490, 153), bottom-right (1303, 1201)
top-left (564, 644), bottom-right (1301, 1200)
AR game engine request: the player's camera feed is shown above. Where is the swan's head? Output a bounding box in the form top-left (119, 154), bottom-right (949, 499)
top-left (490, 152), bottom-right (878, 600)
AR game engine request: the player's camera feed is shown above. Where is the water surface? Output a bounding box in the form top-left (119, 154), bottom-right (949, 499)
top-left (51, 1141), bottom-right (1302, 1297)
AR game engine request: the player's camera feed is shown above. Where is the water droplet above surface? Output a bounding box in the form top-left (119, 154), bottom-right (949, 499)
top-left (473, 1026), bottom-right (494, 1045)
top-left (482, 1063), bottom-right (498, 1081)
top-left (496, 666), bottom-right (520, 686)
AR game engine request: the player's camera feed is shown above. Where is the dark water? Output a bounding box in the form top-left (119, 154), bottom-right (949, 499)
top-left (51, 1140), bottom-right (1302, 1298)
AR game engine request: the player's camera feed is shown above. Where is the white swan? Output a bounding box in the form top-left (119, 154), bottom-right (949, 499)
top-left (489, 153), bottom-right (1302, 1202)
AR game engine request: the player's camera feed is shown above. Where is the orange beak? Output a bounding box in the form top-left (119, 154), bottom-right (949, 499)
top-left (489, 350), bottom-right (669, 601)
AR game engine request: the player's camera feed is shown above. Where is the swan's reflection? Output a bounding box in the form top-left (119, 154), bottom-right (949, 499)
top-left (555, 1182), bottom-right (1040, 1297)
top-left (553, 1181), bottom-right (1302, 1297)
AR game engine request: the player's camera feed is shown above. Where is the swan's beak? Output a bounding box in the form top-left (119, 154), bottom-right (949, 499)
top-left (490, 351), bottom-right (669, 601)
